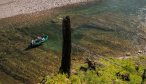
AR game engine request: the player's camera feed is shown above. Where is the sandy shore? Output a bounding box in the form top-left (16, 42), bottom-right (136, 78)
top-left (0, 0), bottom-right (94, 19)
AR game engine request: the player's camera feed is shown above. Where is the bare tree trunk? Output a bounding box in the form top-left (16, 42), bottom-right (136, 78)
top-left (141, 69), bottom-right (146, 84)
top-left (59, 16), bottom-right (71, 77)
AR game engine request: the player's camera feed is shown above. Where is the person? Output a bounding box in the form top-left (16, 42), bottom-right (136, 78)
top-left (31, 40), bottom-right (34, 44)
top-left (37, 36), bottom-right (42, 40)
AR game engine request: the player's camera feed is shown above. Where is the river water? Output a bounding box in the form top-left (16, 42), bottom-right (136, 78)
top-left (39, 0), bottom-right (146, 52)
top-left (57, 0), bottom-right (146, 51)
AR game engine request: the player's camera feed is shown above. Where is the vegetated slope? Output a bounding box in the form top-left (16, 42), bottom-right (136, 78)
top-left (0, 1), bottom-right (146, 84)
top-left (45, 55), bottom-right (146, 84)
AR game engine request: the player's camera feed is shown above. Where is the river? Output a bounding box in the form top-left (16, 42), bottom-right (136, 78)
top-left (0, 0), bottom-right (146, 83)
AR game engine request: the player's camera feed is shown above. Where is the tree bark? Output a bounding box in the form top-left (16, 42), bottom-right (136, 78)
top-left (59, 16), bottom-right (71, 77)
top-left (142, 69), bottom-right (146, 84)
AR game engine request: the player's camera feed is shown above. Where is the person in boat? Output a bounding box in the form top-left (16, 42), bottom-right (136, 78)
top-left (31, 34), bottom-right (45, 45)
top-left (31, 36), bottom-right (42, 45)
top-left (37, 33), bottom-right (45, 40)
top-left (40, 34), bottom-right (46, 41)
top-left (31, 40), bottom-right (35, 44)
top-left (37, 36), bottom-right (43, 40)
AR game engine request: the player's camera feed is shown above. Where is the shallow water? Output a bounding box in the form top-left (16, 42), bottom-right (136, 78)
top-left (64, 0), bottom-right (146, 15)
top-left (61, 0), bottom-right (146, 49)
top-left (41, 0), bottom-right (146, 51)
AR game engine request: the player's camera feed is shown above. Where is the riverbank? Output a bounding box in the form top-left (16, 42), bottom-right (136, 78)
top-left (0, 0), bottom-right (96, 19)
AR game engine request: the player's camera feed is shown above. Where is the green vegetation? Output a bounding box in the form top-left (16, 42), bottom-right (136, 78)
top-left (44, 55), bottom-right (146, 84)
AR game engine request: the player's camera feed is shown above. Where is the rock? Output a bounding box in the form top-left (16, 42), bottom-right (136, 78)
top-left (138, 50), bottom-right (143, 54)
top-left (126, 52), bottom-right (131, 56)
top-left (71, 69), bottom-right (78, 75)
top-left (135, 63), bottom-right (139, 72)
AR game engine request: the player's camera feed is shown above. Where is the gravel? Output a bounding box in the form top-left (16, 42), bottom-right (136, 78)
top-left (0, 0), bottom-right (92, 19)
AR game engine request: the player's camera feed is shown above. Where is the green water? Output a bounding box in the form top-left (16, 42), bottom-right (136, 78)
top-left (61, 0), bottom-right (146, 16)
top-left (47, 0), bottom-right (146, 51)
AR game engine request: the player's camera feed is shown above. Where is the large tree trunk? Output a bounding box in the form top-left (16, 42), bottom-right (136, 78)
top-left (142, 69), bottom-right (146, 84)
top-left (59, 16), bottom-right (71, 77)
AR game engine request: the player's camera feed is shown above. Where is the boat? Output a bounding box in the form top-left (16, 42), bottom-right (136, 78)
top-left (30, 35), bottom-right (48, 47)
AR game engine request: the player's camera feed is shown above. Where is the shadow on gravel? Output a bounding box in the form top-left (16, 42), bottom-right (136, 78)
top-left (24, 44), bottom-right (42, 51)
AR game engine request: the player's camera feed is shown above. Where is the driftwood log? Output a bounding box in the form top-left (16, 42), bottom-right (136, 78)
top-left (85, 58), bottom-right (96, 70)
top-left (80, 58), bottom-right (96, 71)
